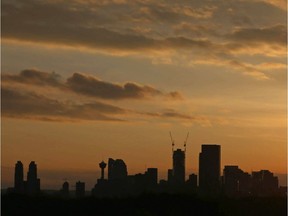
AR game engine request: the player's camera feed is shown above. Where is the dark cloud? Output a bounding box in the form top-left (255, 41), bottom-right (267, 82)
top-left (2, 0), bottom-right (285, 81)
top-left (143, 110), bottom-right (204, 121)
top-left (227, 25), bottom-right (286, 45)
top-left (67, 73), bottom-right (173, 99)
top-left (2, 0), bottom-right (285, 60)
top-left (2, 15), bottom-right (216, 53)
top-left (0, 1), bottom-right (221, 54)
top-left (2, 69), bottom-right (61, 86)
top-left (1, 87), bottom-right (125, 121)
top-left (2, 70), bottom-right (182, 100)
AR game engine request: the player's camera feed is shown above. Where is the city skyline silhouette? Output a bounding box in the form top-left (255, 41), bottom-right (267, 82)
top-left (1, 0), bottom-right (287, 215)
top-left (2, 135), bottom-right (287, 191)
top-left (7, 141), bottom-right (286, 199)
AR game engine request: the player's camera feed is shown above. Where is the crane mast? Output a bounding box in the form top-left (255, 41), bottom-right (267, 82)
top-left (169, 131), bottom-right (175, 153)
top-left (184, 132), bottom-right (189, 153)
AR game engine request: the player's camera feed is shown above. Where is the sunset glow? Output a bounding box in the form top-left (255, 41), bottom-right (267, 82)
top-left (1, 0), bottom-right (286, 190)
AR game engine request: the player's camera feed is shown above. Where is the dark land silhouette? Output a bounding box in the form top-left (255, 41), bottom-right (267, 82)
top-left (3, 141), bottom-right (287, 215)
top-left (2, 193), bottom-right (287, 216)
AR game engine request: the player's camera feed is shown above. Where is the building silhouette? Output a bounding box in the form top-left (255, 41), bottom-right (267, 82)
top-left (76, 181), bottom-right (85, 198)
top-left (223, 165), bottom-right (251, 197)
top-left (186, 174), bottom-right (197, 190)
top-left (27, 161), bottom-right (40, 194)
top-left (13, 161), bottom-right (41, 194)
top-left (129, 167), bottom-right (158, 192)
top-left (167, 169), bottom-right (173, 184)
top-left (108, 158), bottom-right (128, 180)
top-left (145, 168), bottom-right (158, 186)
top-left (14, 161), bottom-right (24, 193)
top-left (172, 149), bottom-right (185, 184)
top-left (10, 140), bottom-right (283, 198)
top-left (199, 144), bottom-right (221, 195)
top-left (252, 170), bottom-right (279, 196)
top-left (61, 181), bottom-right (69, 197)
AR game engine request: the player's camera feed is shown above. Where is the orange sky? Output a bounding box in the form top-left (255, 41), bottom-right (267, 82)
top-left (1, 0), bottom-right (287, 189)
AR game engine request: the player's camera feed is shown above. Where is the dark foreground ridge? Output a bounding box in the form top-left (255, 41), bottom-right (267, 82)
top-left (2, 193), bottom-right (287, 216)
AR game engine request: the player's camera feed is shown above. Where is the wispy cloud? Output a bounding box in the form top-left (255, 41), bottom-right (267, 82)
top-left (1, 86), bottom-right (206, 124)
top-left (1, 87), bottom-right (126, 122)
top-left (226, 25), bottom-right (286, 46)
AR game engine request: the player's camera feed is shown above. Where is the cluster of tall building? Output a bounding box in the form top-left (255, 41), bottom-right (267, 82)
top-left (90, 158), bottom-right (158, 197)
top-left (12, 143), bottom-right (285, 198)
top-left (14, 161), bottom-right (40, 194)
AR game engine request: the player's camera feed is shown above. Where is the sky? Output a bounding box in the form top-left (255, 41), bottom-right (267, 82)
top-left (1, 0), bottom-right (287, 190)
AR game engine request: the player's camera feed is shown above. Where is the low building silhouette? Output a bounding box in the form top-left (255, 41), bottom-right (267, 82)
top-left (61, 181), bottom-right (69, 197)
top-left (252, 170), bottom-right (278, 196)
top-left (167, 169), bottom-right (173, 184)
top-left (75, 181), bottom-right (85, 198)
top-left (223, 165), bottom-right (251, 197)
top-left (145, 168), bottom-right (158, 187)
top-left (186, 173), bottom-right (197, 190)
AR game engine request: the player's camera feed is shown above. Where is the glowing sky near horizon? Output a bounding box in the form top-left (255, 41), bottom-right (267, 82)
top-left (1, 0), bottom-right (286, 189)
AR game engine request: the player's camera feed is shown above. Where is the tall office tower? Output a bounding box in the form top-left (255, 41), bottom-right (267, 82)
top-left (27, 161), bottom-right (40, 194)
top-left (108, 158), bottom-right (128, 180)
top-left (199, 145), bottom-right (221, 195)
top-left (76, 181), bottom-right (85, 198)
top-left (14, 161), bottom-right (24, 193)
top-left (173, 149), bottom-right (185, 184)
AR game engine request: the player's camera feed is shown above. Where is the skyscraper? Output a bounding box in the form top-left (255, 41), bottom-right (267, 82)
top-left (14, 161), bottom-right (24, 193)
top-left (27, 161), bottom-right (40, 194)
top-left (173, 149), bottom-right (185, 184)
top-left (108, 158), bottom-right (128, 180)
top-left (199, 144), bottom-right (221, 195)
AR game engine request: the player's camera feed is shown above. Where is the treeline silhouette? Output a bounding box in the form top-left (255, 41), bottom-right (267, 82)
top-left (2, 193), bottom-right (287, 216)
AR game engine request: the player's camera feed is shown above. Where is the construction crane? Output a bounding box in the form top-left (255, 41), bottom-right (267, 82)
top-left (184, 132), bottom-right (189, 153)
top-left (169, 131), bottom-right (175, 153)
